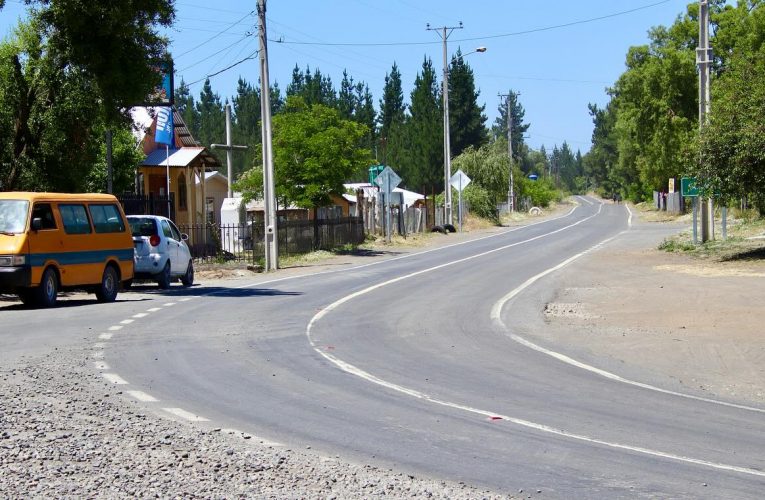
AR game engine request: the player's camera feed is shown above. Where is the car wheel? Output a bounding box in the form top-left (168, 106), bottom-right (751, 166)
top-left (32, 267), bottom-right (58, 308)
top-left (157, 261), bottom-right (171, 289)
top-left (180, 261), bottom-right (194, 287)
top-left (96, 265), bottom-right (119, 303)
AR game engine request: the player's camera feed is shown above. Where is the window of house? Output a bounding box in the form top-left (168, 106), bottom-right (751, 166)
top-left (178, 173), bottom-right (187, 210)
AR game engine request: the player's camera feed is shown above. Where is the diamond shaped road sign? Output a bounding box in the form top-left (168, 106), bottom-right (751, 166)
top-left (374, 166), bottom-right (402, 192)
top-left (450, 169), bottom-right (471, 192)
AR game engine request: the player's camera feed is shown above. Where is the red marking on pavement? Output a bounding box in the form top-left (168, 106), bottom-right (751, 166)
top-left (326, 346), bottom-right (335, 350)
top-left (488, 416), bottom-right (503, 421)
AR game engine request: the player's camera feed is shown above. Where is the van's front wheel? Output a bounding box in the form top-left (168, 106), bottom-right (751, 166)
top-left (96, 265), bottom-right (119, 303)
top-left (22, 268), bottom-right (58, 308)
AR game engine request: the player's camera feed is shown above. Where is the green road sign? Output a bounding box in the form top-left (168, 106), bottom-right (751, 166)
top-left (681, 177), bottom-right (699, 197)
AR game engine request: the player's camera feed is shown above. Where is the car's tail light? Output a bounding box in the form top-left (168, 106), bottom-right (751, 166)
top-left (149, 234), bottom-right (161, 247)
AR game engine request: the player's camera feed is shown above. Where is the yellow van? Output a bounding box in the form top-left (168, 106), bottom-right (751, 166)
top-left (0, 192), bottom-right (134, 307)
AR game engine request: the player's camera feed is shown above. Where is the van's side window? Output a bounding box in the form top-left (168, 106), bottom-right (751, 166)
top-left (31, 203), bottom-right (57, 230)
top-left (90, 204), bottom-right (126, 233)
top-left (59, 204), bottom-right (92, 234)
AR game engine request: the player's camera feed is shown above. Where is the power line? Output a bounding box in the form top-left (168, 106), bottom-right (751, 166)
top-left (186, 49), bottom-right (260, 87)
top-left (270, 0), bottom-right (671, 47)
top-left (178, 35), bottom-right (252, 72)
top-left (175, 9), bottom-right (255, 59)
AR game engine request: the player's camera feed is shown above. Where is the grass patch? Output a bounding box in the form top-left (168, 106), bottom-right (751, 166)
top-left (657, 212), bottom-right (765, 263)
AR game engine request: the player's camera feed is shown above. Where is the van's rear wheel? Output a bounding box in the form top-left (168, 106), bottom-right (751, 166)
top-left (96, 265), bottom-right (119, 303)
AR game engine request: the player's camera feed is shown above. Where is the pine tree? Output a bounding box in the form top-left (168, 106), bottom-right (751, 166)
top-left (448, 49), bottom-right (487, 157)
top-left (195, 79), bottom-right (225, 151)
top-left (493, 90), bottom-right (530, 164)
top-left (402, 57), bottom-right (443, 194)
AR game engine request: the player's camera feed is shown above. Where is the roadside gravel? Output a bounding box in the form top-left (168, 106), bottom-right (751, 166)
top-left (0, 350), bottom-right (507, 498)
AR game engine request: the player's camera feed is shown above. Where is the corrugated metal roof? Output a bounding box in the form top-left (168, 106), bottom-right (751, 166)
top-left (142, 147), bottom-right (204, 167)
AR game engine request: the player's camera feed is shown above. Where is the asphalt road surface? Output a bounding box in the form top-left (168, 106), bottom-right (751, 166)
top-left (5, 196), bottom-right (763, 498)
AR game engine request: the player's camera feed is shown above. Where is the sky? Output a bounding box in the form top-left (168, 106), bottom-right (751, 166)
top-left (0, 0), bottom-right (693, 153)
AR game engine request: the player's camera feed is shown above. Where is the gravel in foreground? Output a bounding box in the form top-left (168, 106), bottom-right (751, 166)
top-left (0, 350), bottom-right (512, 499)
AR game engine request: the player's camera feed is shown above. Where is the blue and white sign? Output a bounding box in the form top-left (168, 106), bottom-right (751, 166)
top-left (155, 107), bottom-right (174, 146)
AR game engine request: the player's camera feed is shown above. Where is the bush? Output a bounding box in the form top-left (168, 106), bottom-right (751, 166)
top-left (518, 177), bottom-right (559, 207)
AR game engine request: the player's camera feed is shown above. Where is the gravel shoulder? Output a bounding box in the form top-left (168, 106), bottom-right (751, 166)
top-left (538, 206), bottom-right (765, 406)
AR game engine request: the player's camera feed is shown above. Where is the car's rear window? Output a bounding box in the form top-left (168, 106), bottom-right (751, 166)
top-left (128, 218), bottom-right (158, 237)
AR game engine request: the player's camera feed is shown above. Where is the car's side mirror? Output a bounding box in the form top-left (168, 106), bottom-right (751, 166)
top-left (181, 233), bottom-right (188, 241)
top-left (31, 217), bottom-right (42, 231)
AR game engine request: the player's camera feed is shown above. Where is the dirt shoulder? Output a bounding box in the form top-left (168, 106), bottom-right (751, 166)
top-left (538, 205), bottom-right (765, 406)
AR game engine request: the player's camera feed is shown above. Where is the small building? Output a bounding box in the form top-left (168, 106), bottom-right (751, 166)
top-left (195, 170), bottom-right (228, 226)
top-left (135, 109), bottom-right (221, 226)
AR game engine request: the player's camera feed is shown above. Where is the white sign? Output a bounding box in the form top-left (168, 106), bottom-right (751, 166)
top-left (450, 170), bottom-right (471, 192)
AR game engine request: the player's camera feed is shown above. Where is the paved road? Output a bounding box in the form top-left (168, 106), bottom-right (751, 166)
top-left (7, 197), bottom-right (764, 498)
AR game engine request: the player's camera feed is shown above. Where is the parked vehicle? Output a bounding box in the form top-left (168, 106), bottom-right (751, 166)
top-left (127, 215), bottom-right (194, 289)
top-left (0, 192), bottom-right (135, 307)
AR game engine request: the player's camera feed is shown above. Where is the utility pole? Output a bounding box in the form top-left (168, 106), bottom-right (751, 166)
top-left (211, 103), bottom-right (248, 198)
top-left (427, 22), bottom-right (462, 226)
top-left (697, 0), bottom-right (712, 242)
top-left (258, 0), bottom-right (278, 271)
top-left (499, 92), bottom-right (516, 212)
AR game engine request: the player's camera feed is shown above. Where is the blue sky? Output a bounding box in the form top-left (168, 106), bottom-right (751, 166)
top-left (1, 0), bottom-right (692, 153)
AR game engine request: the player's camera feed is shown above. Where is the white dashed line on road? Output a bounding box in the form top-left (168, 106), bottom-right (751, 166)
top-left (147, 307), bottom-right (162, 312)
top-left (163, 407), bottom-right (209, 422)
top-left (119, 319), bottom-right (134, 325)
top-left (163, 302), bottom-right (176, 307)
top-left (132, 313), bottom-right (149, 318)
top-left (103, 373), bottom-right (128, 385)
top-left (98, 333), bottom-right (113, 340)
top-left (108, 325), bottom-right (123, 331)
top-left (93, 361), bottom-right (109, 370)
top-left (126, 390), bottom-right (159, 402)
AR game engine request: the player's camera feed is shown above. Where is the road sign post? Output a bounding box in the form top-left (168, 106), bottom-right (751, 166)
top-left (449, 170), bottom-right (471, 232)
top-left (374, 166), bottom-right (402, 243)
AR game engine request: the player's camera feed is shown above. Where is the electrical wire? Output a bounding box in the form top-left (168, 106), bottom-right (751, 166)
top-left (175, 9), bottom-right (255, 59)
top-left (269, 0), bottom-right (671, 47)
top-left (178, 34), bottom-right (251, 72)
top-left (185, 49), bottom-right (260, 87)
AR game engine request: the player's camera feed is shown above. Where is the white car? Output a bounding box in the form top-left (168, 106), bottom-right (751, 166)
top-left (127, 215), bottom-right (194, 289)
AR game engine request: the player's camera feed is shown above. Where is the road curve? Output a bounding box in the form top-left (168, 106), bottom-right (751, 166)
top-left (100, 198), bottom-right (765, 498)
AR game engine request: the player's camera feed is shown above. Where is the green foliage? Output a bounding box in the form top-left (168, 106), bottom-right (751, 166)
top-left (35, 0), bottom-right (174, 122)
top-left (451, 141), bottom-right (509, 206)
top-left (658, 238), bottom-right (696, 253)
top-left (448, 49), bottom-right (487, 156)
top-left (459, 184), bottom-right (497, 222)
top-left (0, 2), bottom-right (172, 192)
top-left (493, 89), bottom-right (529, 161)
top-left (687, 2), bottom-right (765, 215)
top-left (238, 96), bottom-right (373, 209)
top-left (518, 176), bottom-right (559, 208)
top-left (397, 57), bottom-right (442, 194)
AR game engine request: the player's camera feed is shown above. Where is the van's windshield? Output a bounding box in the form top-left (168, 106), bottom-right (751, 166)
top-left (0, 200), bottom-right (30, 234)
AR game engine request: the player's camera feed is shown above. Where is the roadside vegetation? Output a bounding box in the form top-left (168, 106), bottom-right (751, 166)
top-left (656, 207), bottom-right (765, 262)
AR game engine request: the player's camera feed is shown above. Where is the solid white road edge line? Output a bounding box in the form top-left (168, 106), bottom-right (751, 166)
top-left (489, 231), bottom-right (765, 415)
top-left (305, 204), bottom-right (765, 478)
top-left (212, 203), bottom-right (585, 295)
